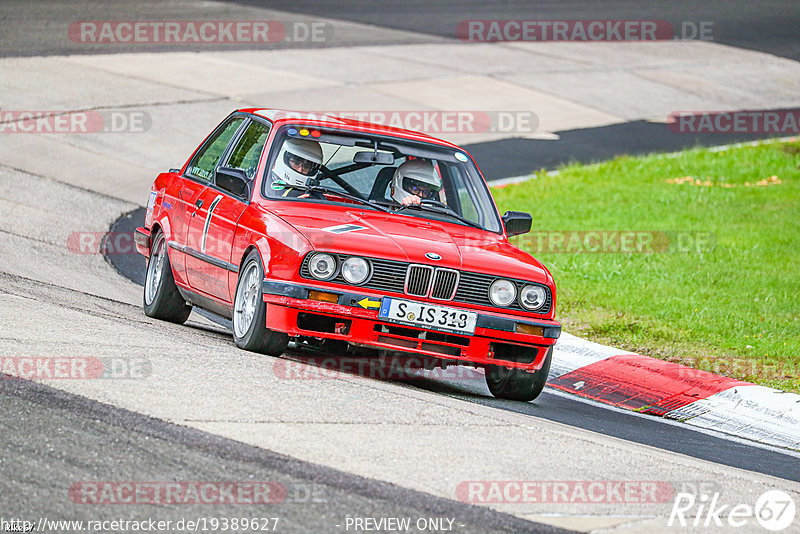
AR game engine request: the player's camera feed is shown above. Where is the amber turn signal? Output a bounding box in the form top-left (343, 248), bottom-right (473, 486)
top-left (515, 323), bottom-right (545, 336)
top-left (308, 290), bottom-right (339, 303)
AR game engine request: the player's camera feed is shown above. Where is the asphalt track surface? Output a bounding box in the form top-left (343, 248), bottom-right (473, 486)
top-left (0, 375), bottom-right (569, 534)
top-left (242, 0), bottom-right (800, 62)
top-left (3, 2), bottom-right (800, 531)
top-left (241, 1), bottom-right (800, 178)
top-left (108, 208), bottom-right (800, 484)
top-left (4, 0), bottom-right (798, 60)
top-left (1, 0), bottom-right (798, 180)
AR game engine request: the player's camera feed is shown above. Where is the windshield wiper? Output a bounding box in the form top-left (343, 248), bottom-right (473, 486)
top-left (294, 185), bottom-right (389, 213)
top-left (395, 203), bottom-right (484, 230)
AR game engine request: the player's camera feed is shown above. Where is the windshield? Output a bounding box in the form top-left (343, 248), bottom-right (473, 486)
top-left (261, 125), bottom-right (502, 233)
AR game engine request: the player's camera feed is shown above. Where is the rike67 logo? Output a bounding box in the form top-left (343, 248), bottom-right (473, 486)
top-left (669, 489), bottom-right (796, 531)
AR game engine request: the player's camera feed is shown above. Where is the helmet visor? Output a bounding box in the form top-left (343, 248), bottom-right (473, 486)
top-left (402, 177), bottom-right (441, 199)
top-left (285, 152), bottom-right (321, 176)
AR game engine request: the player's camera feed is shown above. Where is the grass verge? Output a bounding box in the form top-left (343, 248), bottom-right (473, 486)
top-left (492, 138), bottom-right (800, 392)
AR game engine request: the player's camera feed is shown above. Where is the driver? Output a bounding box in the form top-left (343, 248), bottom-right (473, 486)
top-left (391, 159), bottom-right (442, 206)
top-left (271, 137), bottom-right (323, 198)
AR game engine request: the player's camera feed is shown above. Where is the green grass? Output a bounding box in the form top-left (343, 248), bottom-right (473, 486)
top-left (492, 139), bottom-right (800, 392)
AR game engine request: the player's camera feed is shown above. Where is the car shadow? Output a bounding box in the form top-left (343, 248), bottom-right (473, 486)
top-left (278, 344), bottom-right (495, 400)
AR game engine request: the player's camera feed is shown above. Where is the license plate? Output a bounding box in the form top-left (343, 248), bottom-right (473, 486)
top-left (378, 297), bottom-right (477, 335)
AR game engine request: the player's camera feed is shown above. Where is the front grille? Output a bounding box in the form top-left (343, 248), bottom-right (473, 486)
top-left (299, 254), bottom-right (551, 314)
top-left (404, 265), bottom-right (459, 300)
top-left (405, 265), bottom-right (434, 297)
top-left (368, 259), bottom-right (407, 294)
top-left (430, 268), bottom-right (459, 300)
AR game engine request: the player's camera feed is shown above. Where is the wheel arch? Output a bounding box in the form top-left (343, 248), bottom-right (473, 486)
top-left (150, 215), bottom-right (173, 245)
top-left (149, 221), bottom-right (164, 244)
top-left (238, 237), bottom-right (272, 276)
top-left (149, 218), bottom-right (178, 270)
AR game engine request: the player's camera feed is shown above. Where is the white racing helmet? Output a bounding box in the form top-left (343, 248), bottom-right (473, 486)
top-left (391, 159), bottom-right (442, 204)
top-left (273, 138), bottom-right (323, 187)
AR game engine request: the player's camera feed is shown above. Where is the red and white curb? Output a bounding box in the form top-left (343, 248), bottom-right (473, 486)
top-left (549, 333), bottom-right (800, 452)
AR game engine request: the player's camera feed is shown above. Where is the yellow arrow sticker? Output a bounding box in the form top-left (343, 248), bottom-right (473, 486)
top-left (357, 297), bottom-right (381, 309)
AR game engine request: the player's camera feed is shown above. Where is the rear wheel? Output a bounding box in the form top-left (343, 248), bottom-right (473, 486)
top-left (143, 230), bottom-right (191, 324)
top-left (485, 346), bottom-right (553, 402)
top-left (233, 251), bottom-right (289, 356)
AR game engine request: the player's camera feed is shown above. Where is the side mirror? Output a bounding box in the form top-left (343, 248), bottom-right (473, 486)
top-left (502, 211), bottom-right (532, 237)
top-left (215, 166), bottom-right (250, 199)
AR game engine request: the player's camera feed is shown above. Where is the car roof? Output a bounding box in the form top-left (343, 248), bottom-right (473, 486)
top-left (241, 108), bottom-right (462, 150)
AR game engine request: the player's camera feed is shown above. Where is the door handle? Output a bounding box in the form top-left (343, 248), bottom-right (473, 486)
top-left (195, 199), bottom-right (204, 208)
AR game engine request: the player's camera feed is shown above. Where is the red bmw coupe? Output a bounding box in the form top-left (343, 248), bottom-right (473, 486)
top-left (135, 109), bottom-right (560, 401)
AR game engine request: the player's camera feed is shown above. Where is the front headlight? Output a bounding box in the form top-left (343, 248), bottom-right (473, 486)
top-left (341, 257), bottom-right (370, 285)
top-left (308, 253), bottom-right (337, 280)
top-left (520, 285), bottom-right (547, 310)
top-left (489, 279), bottom-right (517, 307)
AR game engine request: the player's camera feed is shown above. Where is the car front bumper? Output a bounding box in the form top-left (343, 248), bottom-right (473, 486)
top-left (261, 280), bottom-right (560, 371)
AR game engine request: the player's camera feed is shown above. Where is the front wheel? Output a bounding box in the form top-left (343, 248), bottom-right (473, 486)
top-left (143, 230), bottom-right (192, 324)
top-left (232, 251), bottom-right (289, 356)
top-left (485, 346), bottom-right (553, 402)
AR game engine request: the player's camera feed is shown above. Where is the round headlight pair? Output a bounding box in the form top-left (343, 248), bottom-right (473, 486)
top-left (308, 253), bottom-right (370, 285)
top-left (489, 279), bottom-right (547, 310)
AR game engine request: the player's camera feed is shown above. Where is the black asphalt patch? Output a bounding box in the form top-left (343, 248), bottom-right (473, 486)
top-left (464, 120), bottom-right (791, 181)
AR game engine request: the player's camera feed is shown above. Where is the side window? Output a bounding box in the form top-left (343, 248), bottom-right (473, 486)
top-left (448, 164), bottom-right (479, 222)
top-left (187, 117), bottom-right (245, 182)
top-left (225, 121), bottom-right (271, 179)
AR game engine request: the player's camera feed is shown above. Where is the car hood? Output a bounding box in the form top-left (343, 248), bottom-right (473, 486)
top-left (267, 203), bottom-right (551, 284)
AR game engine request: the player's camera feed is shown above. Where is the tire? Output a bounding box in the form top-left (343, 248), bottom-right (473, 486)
top-left (143, 230), bottom-right (192, 324)
top-left (485, 346), bottom-right (553, 402)
top-left (232, 250), bottom-right (289, 356)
